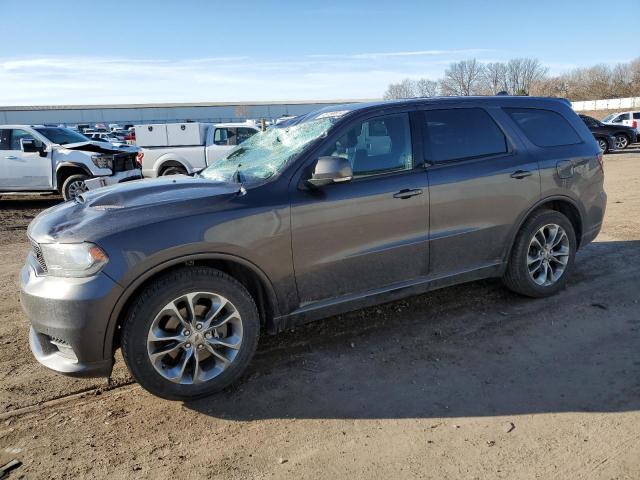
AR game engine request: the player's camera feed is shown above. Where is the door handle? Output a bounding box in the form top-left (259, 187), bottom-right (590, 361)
top-left (393, 188), bottom-right (423, 199)
top-left (5, 155), bottom-right (17, 160)
top-left (510, 170), bottom-right (532, 179)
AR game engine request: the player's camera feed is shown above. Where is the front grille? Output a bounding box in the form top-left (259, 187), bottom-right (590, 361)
top-left (30, 239), bottom-right (48, 273)
top-left (112, 153), bottom-right (136, 172)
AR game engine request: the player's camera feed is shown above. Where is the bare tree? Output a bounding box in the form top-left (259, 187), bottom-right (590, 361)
top-left (440, 59), bottom-right (484, 96)
top-left (506, 58), bottom-right (547, 95)
top-left (415, 78), bottom-right (438, 97)
top-left (381, 56), bottom-right (640, 101)
top-left (383, 78), bottom-right (417, 99)
top-left (482, 62), bottom-right (508, 94)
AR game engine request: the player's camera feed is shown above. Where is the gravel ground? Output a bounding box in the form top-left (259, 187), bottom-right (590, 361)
top-left (0, 148), bottom-right (639, 479)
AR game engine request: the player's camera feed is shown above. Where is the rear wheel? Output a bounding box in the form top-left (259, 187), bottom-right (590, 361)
top-left (614, 134), bottom-right (629, 150)
top-left (121, 267), bottom-right (260, 400)
top-left (503, 210), bottom-right (577, 298)
top-left (62, 174), bottom-right (89, 201)
top-left (597, 138), bottom-right (609, 153)
top-left (161, 165), bottom-right (188, 176)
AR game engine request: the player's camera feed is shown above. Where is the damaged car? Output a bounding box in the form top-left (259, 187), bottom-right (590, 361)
top-left (0, 125), bottom-right (142, 200)
top-left (20, 97), bottom-right (606, 400)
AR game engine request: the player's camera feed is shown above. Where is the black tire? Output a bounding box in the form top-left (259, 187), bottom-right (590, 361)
top-left (597, 137), bottom-right (609, 154)
top-left (614, 134), bottom-right (630, 150)
top-left (61, 173), bottom-right (89, 201)
top-left (502, 210), bottom-right (577, 298)
top-left (161, 165), bottom-right (188, 176)
top-left (121, 267), bottom-right (260, 400)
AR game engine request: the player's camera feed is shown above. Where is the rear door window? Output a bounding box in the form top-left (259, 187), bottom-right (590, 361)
top-left (505, 108), bottom-right (581, 147)
top-left (0, 130), bottom-right (10, 150)
top-left (421, 108), bottom-right (508, 163)
top-left (633, 113), bottom-right (640, 120)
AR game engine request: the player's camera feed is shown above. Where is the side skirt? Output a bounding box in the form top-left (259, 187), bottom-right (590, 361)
top-left (272, 263), bottom-right (501, 332)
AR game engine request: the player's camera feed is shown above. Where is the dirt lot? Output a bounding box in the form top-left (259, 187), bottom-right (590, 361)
top-left (1, 149), bottom-right (639, 479)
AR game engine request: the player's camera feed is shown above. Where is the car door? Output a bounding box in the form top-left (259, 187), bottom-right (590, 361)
top-left (0, 128), bottom-right (52, 189)
top-left (421, 106), bottom-right (540, 277)
top-left (289, 111), bottom-right (430, 305)
top-left (205, 127), bottom-right (237, 164)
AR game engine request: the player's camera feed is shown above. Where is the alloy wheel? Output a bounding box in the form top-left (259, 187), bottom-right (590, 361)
top-left (614, 135), bottom-right (628, 150)
top-left (147, 292), bottom-right (243, 384)
top-left (527, 223), bottom-right (570, 287)
top-left (597, 138), bottom-right (607, 153)
top-left (67, 180), bottom-right (87, 199)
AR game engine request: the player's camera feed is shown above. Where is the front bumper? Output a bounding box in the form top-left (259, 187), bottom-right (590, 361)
top-left (84, 168), bottom-right (142, 191)
top-left (20, 253), bottom-right (123, 378)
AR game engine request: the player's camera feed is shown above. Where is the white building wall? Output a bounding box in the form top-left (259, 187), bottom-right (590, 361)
top-left (572, 97), bottom-right (640, 111)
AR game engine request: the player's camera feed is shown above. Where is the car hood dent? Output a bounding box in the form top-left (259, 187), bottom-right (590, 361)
top-left (27, 176), bottom-right (242, 243)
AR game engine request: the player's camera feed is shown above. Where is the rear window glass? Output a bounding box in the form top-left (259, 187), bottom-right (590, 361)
top-left (505, 108), bottom-right (581, 147)
top-left (422, 108), bottom-right (507, 162)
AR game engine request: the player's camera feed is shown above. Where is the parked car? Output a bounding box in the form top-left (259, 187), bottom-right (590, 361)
top-left (579, 114), bottom-right (637, 151)
top-left (84, 132), bottom-right (126, 146)
top-left (602, 111), bottom-right (640, 134)
top-left (0, 125), bottom-right (141, 200)
top-left (137, 122), bottom-right (259, 177)
top-left (20, 97), bottom-right (606, 400)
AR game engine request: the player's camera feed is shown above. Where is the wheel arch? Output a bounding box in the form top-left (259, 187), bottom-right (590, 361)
top-left (55, 162), bottom-right (92, 190)
top-left (154, 155), bottom-right (190, 176)
top-left (104, 253), bottom-right (281, 358)
top-left (503, 195), bottom-right (584, 265)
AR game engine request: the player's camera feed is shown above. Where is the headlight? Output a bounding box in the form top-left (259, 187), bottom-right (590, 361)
top-left (40, 243), bottom-right (108, 277)
top-left (92, 154), bottom-right (113, 170)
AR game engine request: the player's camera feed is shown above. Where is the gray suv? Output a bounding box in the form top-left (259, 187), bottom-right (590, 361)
top-left (21, 97), bottom-right (607, 400)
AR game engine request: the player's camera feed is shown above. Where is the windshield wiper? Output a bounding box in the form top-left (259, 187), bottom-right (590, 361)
top-left (232, 164), bottom-right (243, 184)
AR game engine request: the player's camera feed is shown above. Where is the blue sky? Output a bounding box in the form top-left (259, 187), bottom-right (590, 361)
top-left (1, 0), bottom-right (638, 105)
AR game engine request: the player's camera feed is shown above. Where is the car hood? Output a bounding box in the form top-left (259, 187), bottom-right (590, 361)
top-left (27, 176), bottom-right (242, 243)
top-left (55, 141), bottom-right (138, 153)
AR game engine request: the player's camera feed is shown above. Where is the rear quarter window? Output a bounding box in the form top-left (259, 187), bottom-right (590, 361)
top-left (505, 108), bottom-right (582, 147)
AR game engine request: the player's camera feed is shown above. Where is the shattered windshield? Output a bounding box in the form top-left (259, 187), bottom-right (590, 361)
top-left (35, 127), bottom-right (89, 145)
top-left (200, 117), bottom-right (336, 184)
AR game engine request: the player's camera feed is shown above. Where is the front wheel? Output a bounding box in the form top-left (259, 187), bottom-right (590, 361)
top-left (502, 210), bottom-right (577, 298)
top-left (121, 267), bottom-right (260, 400)
top-left (597, 137), bottom-right (609, 154)
top-left (62, 174), bottom-right (89, 201)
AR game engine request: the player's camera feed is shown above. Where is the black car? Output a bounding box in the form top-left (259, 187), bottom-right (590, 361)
top-left (579, 114), bottom-right (637, 152)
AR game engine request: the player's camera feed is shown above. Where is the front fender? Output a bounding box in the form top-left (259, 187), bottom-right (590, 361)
top-left (102, 251), bottom-right (281, 358)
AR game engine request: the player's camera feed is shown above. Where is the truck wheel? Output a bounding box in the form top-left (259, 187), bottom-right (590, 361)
top-left (62, 174), bottom-right (89, 201)
top-left (502, 210), bottom-right (576, 298)
top-left (121, 267), bottom-right (260, 400)
top-left (161, 165), bottom-right (188, 176)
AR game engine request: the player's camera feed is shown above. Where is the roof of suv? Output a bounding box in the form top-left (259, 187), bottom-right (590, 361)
top-left (305, 96), bottom-right (573, 121)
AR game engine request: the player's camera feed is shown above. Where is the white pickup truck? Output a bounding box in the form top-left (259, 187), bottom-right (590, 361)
top-left (0, 125), bottom-right (142, 200)
top-left (137, 122), bottom-right (260, 177)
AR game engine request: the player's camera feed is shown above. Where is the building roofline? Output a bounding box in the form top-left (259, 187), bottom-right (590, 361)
top-left (0, 99), bottom-right (378, 112)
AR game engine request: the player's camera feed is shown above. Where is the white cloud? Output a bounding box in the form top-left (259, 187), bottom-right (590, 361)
top-left (0, 51), bottom-right (492, 106)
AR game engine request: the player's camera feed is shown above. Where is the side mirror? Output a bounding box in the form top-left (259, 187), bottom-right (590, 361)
top-left (307, 156), bottom-right (353, 188)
